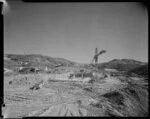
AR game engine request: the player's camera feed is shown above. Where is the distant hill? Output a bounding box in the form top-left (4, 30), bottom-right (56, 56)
top-left (98, 59), bottom-right (147, 72)
top-left (4, 54), bottom-right (148, 75)
top-left (127, 64), bottom-right (148, 78)
top-left (4, 54), bottom-right (77, 70)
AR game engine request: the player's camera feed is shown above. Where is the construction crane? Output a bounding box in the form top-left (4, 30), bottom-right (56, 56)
top-left (91, 48), bottom-right (106, 65)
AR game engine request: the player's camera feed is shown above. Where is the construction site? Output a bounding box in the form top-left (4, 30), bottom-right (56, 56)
top-left (3, 48), bottom-right (148, 118)
top-left (3, 1), bottom-right (148, 118)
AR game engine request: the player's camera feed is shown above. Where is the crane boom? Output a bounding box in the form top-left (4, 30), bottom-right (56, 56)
top-left (91, 48), bottom-right (106, 65)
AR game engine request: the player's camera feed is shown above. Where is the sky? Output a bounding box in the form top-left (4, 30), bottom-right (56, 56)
top-left (4, 1), bottom-right (148, 63)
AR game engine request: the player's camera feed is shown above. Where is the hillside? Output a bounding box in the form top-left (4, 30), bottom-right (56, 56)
top-left (98, 59), bottom-right (147, 72)
top-left (127, 64), bottom-right (148, 78)
top-left (4, 54), bottom-right (148, 77)
top-left (4, 54), bottom-right (77, 69)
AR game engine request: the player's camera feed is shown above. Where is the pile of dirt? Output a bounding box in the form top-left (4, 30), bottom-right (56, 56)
top-left (9, 77), bottom-right (31, 86)
top-left (68, 72), bottom-right (93, 79)
top-left (98, 82), bottom-right (148, 116)
top-left (18, 67), bottom-right (38, 74)
top-left (9, 75), bottom-right (43, 87)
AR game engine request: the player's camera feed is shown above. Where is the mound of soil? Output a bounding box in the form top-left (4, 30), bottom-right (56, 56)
top-left (100, 83), bottom-right (148, 117)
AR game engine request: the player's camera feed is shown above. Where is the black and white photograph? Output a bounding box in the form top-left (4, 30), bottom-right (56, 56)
top-left (2, 1), bottom-right (148, 117)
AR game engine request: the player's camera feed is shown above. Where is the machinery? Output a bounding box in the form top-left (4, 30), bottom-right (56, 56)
top-left (91, 48), bottom-right (106, 65)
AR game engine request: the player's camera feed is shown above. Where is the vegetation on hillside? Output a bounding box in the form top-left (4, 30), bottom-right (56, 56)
top-left (127, 65), bottom-right (148, 78)
top-left (98, 59), bottom-right (147, 72)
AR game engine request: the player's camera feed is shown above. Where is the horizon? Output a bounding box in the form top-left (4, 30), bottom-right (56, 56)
top-left (4, 53), bottom-right (148, 64)
top-left (4, 1), bottom-right (148, 63)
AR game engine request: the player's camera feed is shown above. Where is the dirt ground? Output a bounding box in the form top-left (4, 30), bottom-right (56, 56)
top-left (3, 71), bottom-right (148, 118)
